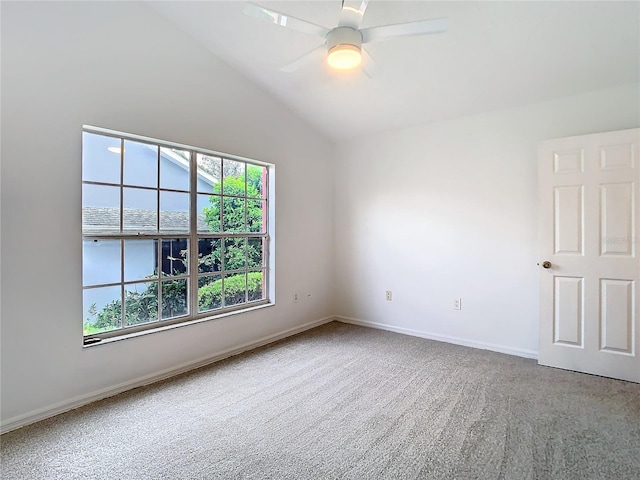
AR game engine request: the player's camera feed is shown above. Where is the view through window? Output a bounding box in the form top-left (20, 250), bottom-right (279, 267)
top-left (82, 127), bottom-right (271, 343)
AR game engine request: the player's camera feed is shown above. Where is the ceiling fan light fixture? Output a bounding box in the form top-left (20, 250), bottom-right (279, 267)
top-left (244, 3), bottom-right (448, 75)
top-left (327, 44), bottom-right (362, 70)
top-left (326, 26), bottom-right (363, 70)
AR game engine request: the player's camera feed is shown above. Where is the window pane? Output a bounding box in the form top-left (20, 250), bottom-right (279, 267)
top-left (124, 239), bottom-right (158, 282)
top-left (123, 187), bottom-right (157, 233)
top-left (159, 191), bottom-right (189, 233)
top-left (198, 194), bottom-right (220, 233)
top-left (160, 147), bottom-right (190, 191)
top-left (198, 238), bottom-right (221, 274)
top-left (82, 128), bottom-right (271, 338)
top-left (196, 154), bottom-right (221, 194)
top-left (198, 275), bottom-right (222, 313)
top-left (82, 132), bottom-right (121, 184)
top-left (224, 238), bottom-right (246, 271)
top-left (248, 270), bottom-right (265, 302)
top-left (247, 199), bottom-right (265, 233)
top-left (124, 140), bottom-right (157, 188)
top-left (83, 239), bottom-right (121, 286)
top-left (223, 273), bottom-right (246, 307)
top-left (246, 165), bottom-right (266, 198)
top-left (125, 281), bottom-right (158, 326)
top-left (83, 285), bottom-right (122, 335)
top-left (161, 279), bottom-right (188, 319)
top-left (161, 238), bottom-right (188, 277)
top-left (82, 184), bottom-right (120, 234)
top-left (247, 237), bottom-right (264, 269)
top-left (222, 160), bottom-right (245, 196)
top-left (222, 197), bottom-right (246, 232)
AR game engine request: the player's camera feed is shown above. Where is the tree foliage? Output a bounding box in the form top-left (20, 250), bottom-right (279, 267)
top-left (202, 166), bottom-right (264, 233)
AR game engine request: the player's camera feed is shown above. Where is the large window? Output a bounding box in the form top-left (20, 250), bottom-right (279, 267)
top-left (82, 126), bottom-right (271, 344)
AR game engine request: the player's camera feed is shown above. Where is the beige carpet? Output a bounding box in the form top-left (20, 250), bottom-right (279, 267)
top-left (1, 321), bottom-right (639, 479)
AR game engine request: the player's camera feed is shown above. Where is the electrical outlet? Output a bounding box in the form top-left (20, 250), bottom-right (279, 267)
top-left (454, 298), bottom-right (462, 310)
top-left (293, 293), bottom-right (299, 303)
top-left (386, 291), bottom-right (392, 301)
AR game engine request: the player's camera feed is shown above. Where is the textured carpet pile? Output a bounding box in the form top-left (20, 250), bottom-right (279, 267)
top-left (1, 321), bottom-right (639, 479)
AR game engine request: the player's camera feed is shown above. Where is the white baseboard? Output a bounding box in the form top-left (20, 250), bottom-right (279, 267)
top-left (336, 315), bottom-right (538, 360)
top-left (0, 316), bottom-right (334, 435)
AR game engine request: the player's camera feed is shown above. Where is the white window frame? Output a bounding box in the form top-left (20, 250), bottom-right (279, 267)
top-left (82, 125), bottom-right (273, 345)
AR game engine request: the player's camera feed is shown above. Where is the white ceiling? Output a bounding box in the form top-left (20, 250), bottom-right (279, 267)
top-left (147, 1), bottom-right (640, 142)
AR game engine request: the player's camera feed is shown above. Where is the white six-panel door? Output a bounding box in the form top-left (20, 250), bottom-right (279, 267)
top-left (539, 128), bottom-right (640, 383)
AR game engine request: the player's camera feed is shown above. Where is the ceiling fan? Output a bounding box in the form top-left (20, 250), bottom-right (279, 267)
top-left (243, 0), bottom-right (448, 74)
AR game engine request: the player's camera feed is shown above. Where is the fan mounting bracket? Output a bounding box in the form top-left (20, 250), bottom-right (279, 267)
top-left (326, 26), bottom-right (363, 51)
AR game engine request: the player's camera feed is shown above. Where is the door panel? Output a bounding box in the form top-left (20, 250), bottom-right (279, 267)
top-left (599, 279), bottom-right (634, 354)
top-left (554, 186), bottom-right (583, 254)
top-left (554, 149), bottom-right (584, 174)
top-left (553, 276), bottom-right (583, 346)
top-left (600, 143), bottom-right (635, 170)
top-left (600, 183), bottom-right (634, 256)
top-left (539, 128), bottom-right (640, 382)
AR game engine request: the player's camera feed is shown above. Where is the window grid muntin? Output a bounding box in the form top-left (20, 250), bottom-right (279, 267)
top-left (83, 180), bottom-right (189, 195)
top-left (82, 126), bottom-right (270, 342)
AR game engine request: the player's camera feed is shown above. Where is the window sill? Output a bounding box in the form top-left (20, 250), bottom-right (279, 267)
top-left (83, 301), bottom-right (274, 348)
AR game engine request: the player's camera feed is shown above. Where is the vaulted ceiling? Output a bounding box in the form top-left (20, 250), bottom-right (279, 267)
top-left (147, 1), bottom-right (640, 142)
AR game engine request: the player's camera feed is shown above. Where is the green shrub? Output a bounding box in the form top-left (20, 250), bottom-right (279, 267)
top-left (199, 272), bottom-right (263, 311)
top-left (85, 272), bottom-right (264, 335)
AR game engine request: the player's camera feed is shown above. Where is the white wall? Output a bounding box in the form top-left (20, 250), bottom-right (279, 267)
top-left (0, 2), bottom-right (334, 427)
top-left (334, 83), bottom-right (640, 357)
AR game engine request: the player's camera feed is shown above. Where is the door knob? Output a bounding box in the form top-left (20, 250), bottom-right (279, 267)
top-left (537, 261), bottom-right (552, 269)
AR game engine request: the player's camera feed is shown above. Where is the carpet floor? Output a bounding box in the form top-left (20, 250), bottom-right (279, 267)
top-left (1, 321), bottom-right (639, 479)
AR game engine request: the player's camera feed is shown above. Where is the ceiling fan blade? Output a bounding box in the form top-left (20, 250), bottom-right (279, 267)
top-left (280, 45), bottom-right (326, 73)
top-left (338, 0), bottom-right (369, 29)
top-left (361, 17), bottom-right (448, 44)
top-left (244, 2), bottom-right (329, 38)
top-left (361, 47), bottom-right (379, 78)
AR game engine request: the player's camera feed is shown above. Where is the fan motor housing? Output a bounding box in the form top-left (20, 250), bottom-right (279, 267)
top-left (326, 26), bottom-right (363, 52)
